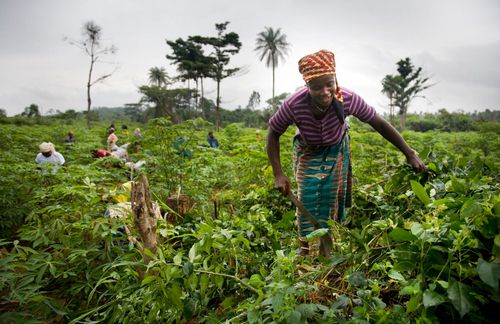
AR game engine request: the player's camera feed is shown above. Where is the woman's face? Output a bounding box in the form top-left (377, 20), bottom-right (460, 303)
top-left (307, 74), bottom-right (336, 108)
top-left (42, 151), bottom-right (52, 157)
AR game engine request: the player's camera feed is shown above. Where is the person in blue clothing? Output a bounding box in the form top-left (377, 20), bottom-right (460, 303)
top-left (64, 131), bottom-right (76, 143)
top-left (207, 132), bottom-right (219, 148)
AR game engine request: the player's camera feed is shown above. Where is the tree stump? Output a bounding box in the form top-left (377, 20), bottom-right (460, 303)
top-left (165, 193), bottom-right (192, 223)
top-left (131, 175), bottom-right (158, 264)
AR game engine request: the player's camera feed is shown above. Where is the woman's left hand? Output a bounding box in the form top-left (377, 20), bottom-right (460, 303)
top-left (407, 150), bottom-right (427, 173)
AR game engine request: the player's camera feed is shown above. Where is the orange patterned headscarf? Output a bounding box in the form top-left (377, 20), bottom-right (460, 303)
top-left (298, 49), bottom-right (343, 102)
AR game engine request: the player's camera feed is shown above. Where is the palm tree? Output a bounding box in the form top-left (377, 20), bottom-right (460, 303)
top-left (381, 75), bottom-right (400, 125)
top-left (148, 67), bottom-right (169, 88)
top-left (255, 27), bottom-right (290, 112)
top-left (381, 58), bottom-right (433, 130)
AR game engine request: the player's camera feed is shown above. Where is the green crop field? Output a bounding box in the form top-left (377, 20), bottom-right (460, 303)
top-left (0, 117), bottom-right (498, 323)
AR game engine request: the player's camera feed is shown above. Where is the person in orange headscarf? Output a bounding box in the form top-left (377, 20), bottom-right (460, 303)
top-left (267, 49), bottom-right (426, 256)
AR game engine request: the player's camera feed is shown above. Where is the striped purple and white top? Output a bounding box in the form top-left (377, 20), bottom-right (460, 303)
top-left (268, 87), bottom-right (376, 145)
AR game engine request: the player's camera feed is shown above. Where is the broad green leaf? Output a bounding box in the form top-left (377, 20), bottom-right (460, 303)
top-left (400, 284), bottom-right (421, 296)
top-left (372, 297), bottom-right (386, 310)
top-left (183, 261), bottom-right (193, 275)
top-left (460, 198), bottom-right (482, 220)
top-left (286, 310), bottom-right (301, 323)
top-left (187, 273), bottom-right (198, 290)
top-left (423, 289), bottom-right (446, 307)
top-left (448, 280), bottom-right (474, 317)
top-left (410, 223), bottom-right (424, 237)
top-left (410, 180), bottom-right (431, 205)
top-left (173, 253), bottom-right (182, 266)
top-left (427, 162), bottom-right (437, 173)
top-left (388, 270), bottom-right (406, 282)
top-left (329, 255), bottom-right (347, 266)
top-left (437, 280), bottom-right (449, 289)
top-left (348, 271), bottom-right (367, 288)
top-left (214, 273), bottom-right (224, 289)
top-left (476, 258), bottom-right (500, 290)
top-left (406, 293), bottom-right (422, 313)
top-left (141, 275), bottom-right (156, 286)
top-left (272, 293), bottom-right (285, 311)
top-left (247, 309), bottom-right (259, 324)
top-left (303, 228), bottom-right (329, 242)
top-left (143, 248), bottom-right (156, 259)
top-left (188, 244), bottom-right (196, 263)
top-left (393, 261), bottom-right (417, 272)
top-left (389, 228), bottom-right (417, 242)
top-left (183, 297), bottom-right (197, 319)
top-left (248, 274), bottom-right (265, 288)
top-left (494, 234), bottom-right (500, 258)
top-left (296, 303), bottom-right (317, 318)
top-left (331, 295), bottom-right (350, 311)
top-left (450, 177), bottom-right (467, 194)
top-left (200, 274), bottom-right (209, 294)
top-left (167, 284), bottom-right (183, 309)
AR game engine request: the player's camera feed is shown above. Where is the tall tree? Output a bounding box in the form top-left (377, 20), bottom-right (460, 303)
top-left (255, 27), bottom-right (290, 112)
top-left (21, 104), bottom-right (40, 118)
top-left (166, 38), bottom-right (211, 109)
top-left (382, 58), bottom-right (432, 130)
top-left (148, 67), bottom-right (170, 88)
top-left (190, 22), bottom-right (242, 130)
top-left (381, 74), bottom-right (399, 125)
top-left (246, 91), bottom-right (261, 110)
top-left (138, 85), bottom-right (195, 121)
top-left (66, 21), bottom-right (116, 127)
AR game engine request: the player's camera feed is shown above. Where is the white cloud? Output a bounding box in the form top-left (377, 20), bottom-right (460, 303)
top-left (1, 0), bottom-right (499, 115)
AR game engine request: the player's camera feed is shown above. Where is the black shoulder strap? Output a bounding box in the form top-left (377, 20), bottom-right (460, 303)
top-left (333, 98), bottom-right (345, 124)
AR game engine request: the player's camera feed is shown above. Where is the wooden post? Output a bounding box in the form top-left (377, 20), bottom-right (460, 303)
top-left (131, 175), bottom-right (158, 263)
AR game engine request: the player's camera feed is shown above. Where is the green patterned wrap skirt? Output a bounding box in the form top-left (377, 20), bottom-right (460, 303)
top-left (293, 133), bottom-right (352, 238)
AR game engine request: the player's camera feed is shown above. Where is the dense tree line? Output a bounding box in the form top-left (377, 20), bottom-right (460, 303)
top-left (2, 104), bottom-right (499, 134)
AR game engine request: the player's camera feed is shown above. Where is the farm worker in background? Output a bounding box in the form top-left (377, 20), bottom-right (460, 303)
top-left (64, 131), bottom-right (76, 143)
top-left (93, 144), bottom-right (130, 162)
top-left (267, 49), bottom-right (426, 256)
top-left (122, 124), bottom-right (129, 137)
top-left (35, 142), bottom-right (65, 174)
top-left (174, 137), bottom-right (192, 158)
top-left (134, 128), bottom-right (144, 139)
top-left (255, 129), bottom-right (262, 142)
top-left (110, 143), bottom-right (130, 162)
top-left (107, 123), bottom-right (115, 133)
top-left (93, 149), bottom-right (111, 158)
top-left (107, 128), bottom-right (118, 148)
top-left (207, 132), bottom-right (219, 148)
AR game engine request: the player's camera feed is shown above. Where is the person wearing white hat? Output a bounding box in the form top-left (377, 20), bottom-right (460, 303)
top-left (35, 142), bottom-right (65, 173)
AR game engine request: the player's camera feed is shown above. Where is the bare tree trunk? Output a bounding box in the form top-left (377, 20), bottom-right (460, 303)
top-left (272, 58), bottom-right (276, 112)
top-left (216, 79), bottom-right (221, 131)
top-left (399, 111), bottom-right (406, 131)
top-left (389, 95), bottom-right (394, 125)
top-left (86, 57), bottom-right (94, 128)
top-left (200, 78), bottom-right (205, 118)
top-left (131, 175), bottom-right (158, 264)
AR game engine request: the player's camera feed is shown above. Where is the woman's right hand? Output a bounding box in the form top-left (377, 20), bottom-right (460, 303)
top-left (275, 174), bottom-right (291, 196)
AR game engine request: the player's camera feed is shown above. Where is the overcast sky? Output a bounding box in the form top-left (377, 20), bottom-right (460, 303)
top-left (1, 0), bottom-right (499, 116)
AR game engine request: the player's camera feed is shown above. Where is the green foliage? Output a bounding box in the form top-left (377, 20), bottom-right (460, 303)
top-left (382, 58), bottom-right (432, 130)
top-left (0, 119), bottom-right (498, 323)
top-left (20, 104), bottom-right (41, 118)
